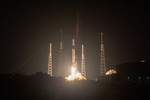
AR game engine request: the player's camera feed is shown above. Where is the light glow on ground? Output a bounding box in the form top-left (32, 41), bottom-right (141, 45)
top-left (105, 69), bottom-right (116, 75)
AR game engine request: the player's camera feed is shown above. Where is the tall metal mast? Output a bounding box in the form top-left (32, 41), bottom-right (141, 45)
top-left (100, 32), bottom-right (106, 76)
top-left (60, 30), bottom-right (63, 53)
top-left (59, 30), bottom-right (63, 76)
top-left (48, 43), bottom-right (52, 76)
top-left (81, 44), bottom-right (86, 78)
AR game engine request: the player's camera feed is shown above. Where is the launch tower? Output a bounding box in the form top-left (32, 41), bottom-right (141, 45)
top-left (100, 32), bottom-right (106, 76)
top-left (48, 43), bottom-right (52, 76)
top-left (81, 45), bottom-right (86, 78)
top-left (58, 30), bottom-right (63, 76)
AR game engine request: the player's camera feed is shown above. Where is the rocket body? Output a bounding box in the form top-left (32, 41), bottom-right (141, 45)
top-left (72, 38), bottom-right (76, 66)
top-left (82, 45), bottom-right (84, 59)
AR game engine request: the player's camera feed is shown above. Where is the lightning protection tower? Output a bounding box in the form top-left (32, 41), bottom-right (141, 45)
top-left (58, 30), bottom-right (63, 76)
top-left (81, 44), bottom-right (86, 78)
top-left (100, 32), bottom-right (106, 76)
top-left (59, 30), bottom-right (63, 61)
top-left (48, 43), bottom-right (52, 76)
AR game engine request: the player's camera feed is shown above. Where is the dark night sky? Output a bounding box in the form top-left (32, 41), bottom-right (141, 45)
top-left (1, 1), bottom-right (150, 79)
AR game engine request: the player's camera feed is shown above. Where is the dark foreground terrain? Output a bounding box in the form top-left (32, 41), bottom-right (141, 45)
top-left (0, 72), bottom-right (150, 100)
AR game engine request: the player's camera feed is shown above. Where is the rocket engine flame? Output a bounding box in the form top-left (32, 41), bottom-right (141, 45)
top-left (65, 66), bottom-right (86, 81)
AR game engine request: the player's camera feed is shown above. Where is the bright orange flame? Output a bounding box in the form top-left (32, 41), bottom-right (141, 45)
top-left (65, 66), bottom-right (86, 81)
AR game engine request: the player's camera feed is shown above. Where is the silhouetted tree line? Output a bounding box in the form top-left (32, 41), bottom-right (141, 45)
top-left (0, 72), bottom-right (150, 100)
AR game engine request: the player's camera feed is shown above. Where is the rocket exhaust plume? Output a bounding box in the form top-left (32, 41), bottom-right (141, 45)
top-left (65, 66), bottom-right (86, 81)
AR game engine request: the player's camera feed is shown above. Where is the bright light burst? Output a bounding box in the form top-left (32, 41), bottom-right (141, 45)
top-left (65, 66), bottom-right (86, 81)
top-left (105, 69), bottom-right (116, 75)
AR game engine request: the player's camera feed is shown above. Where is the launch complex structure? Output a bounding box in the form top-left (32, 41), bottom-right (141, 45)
top-left (48, 32), bottom-right (107, 79)
top-left (48, 12), bottom-right (107, 79)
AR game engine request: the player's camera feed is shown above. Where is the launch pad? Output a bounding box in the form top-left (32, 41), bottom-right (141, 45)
top-left (65, 66), bottom-right (86, 81)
